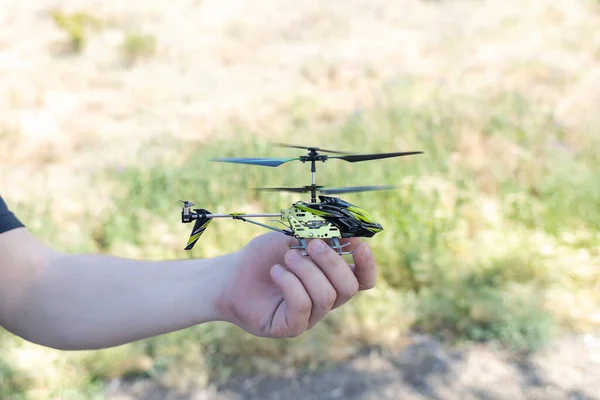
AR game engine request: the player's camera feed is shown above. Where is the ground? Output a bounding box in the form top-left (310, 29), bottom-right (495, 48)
top-left (106, 333), bottom-right (600, 400)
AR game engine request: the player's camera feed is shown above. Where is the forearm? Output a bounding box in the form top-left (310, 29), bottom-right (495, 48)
top-left (2, 251), bottom-right (235, 350)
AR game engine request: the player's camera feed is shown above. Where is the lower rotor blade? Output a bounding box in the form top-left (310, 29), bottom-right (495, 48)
top-left (330, 151), bottom-right (423, 162)
top-left (319, 185), bottom-right (395, 194)
top-left (212, 157), bottom-right (299, 167)
top-left (255, 186), bottom-right (323, 193)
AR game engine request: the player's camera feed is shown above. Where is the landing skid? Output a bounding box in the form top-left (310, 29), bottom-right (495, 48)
top-left (290, 237), bottom-right (353, 256)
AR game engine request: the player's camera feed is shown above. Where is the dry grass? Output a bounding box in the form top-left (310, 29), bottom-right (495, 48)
top-left (1, 0), bottom-right (600, 397)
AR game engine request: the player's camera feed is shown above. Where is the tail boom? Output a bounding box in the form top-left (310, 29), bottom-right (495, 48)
top-left (182, 209), bottom-right (284, 250)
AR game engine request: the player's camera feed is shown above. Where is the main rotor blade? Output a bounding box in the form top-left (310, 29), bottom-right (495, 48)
top-left (212, 157), bottom-right (300, 167)
top-left (255, 185), bottom-right (395, 195)
top-left (329, 151), bottom-right (423, 162)
top-left (271, 142), bottom-right (352, 154)
top-left (319, 185), bottom-right (396, 194)
top-left (255, 186), bottom-right (323, 193)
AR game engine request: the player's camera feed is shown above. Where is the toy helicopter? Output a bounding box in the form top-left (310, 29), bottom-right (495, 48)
top-left (180, 143), bottom-right (423, 255)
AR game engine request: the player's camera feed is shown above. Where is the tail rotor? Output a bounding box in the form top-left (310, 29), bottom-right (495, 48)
top-left (184, 208), bottom-right (213, 250)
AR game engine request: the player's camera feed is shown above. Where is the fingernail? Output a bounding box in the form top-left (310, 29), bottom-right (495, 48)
top-left (311, 239), bottom-right (326, 253)
top-left (361, 243), bottom-right (371, 258)
top-left (272, 264), bottom-right (285, 278)
top-left (286, 250), bottom-right (302, 264)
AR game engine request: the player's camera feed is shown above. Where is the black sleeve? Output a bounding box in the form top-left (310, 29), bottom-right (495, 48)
top-left (0, 195), bottom-right (25, 234)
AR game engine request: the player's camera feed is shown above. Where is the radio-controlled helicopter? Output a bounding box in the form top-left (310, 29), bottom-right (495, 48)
top-left (180, 143), bottom-right (423, 255)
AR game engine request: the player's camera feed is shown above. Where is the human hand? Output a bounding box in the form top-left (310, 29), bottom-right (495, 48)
top-left (216, 232), bottom-right (377, 338)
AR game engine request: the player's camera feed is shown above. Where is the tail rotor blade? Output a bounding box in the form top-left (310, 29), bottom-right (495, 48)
top-left (185, 210), bottom-right (213, 250)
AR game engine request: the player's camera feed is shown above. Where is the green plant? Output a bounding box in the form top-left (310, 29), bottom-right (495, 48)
top-left (121, 32), bottom-right (156, 65)
top-left (416, 280), bottom-right (556, 352)
top-left (50, 11), bottom-right (103, 53)
top-left (0, 359), bottom-right (32, 400)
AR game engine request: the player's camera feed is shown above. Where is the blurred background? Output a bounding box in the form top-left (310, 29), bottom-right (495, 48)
top-left (1, 0), bottom-right (599, 398)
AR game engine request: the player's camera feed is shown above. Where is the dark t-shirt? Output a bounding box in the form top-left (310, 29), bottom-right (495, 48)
top-left (0, 195), bottom-right (24, 234)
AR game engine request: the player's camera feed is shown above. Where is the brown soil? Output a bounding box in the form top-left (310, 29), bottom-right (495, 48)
top-left (105, 333), bottom-right (600, 400)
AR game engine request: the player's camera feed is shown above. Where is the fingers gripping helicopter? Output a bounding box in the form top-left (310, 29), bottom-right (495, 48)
top-left (179, 143), bottom-right (423, 255)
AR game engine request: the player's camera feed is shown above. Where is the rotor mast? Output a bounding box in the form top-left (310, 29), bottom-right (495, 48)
top-left (311, 157), bottom-right (317, 203)
top-left (303, 147), bottom-right (321, 204)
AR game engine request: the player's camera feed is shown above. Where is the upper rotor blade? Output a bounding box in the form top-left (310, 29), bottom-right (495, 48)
top-left (271, 142), bottom-right (352, 154)
top-left (255, 185), bottom-right (395, 194)
top-left (212, 157), bottom-right (299, 167)
top-left (330, 151), bottom-right (423, 162)
top-left (319, 185), bottom-right (396, 194)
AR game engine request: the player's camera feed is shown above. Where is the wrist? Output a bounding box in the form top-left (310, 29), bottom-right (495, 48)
top-left (195, 249), bottom-right (241, 324)
top-left (211, 249), bottom-right (243, 325)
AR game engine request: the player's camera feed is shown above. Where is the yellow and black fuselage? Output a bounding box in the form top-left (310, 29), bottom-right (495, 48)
top-left (285, 195), bottom-right (383, 240)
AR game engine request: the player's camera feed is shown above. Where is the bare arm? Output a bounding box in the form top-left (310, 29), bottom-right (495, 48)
top-left (0, 227), bottom-right (234, 350)
top-left (0, 227), bottom-right (376, 351)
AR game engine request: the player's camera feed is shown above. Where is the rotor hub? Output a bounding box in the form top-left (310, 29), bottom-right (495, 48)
top-left (299, 153), bottom-right (328, 163)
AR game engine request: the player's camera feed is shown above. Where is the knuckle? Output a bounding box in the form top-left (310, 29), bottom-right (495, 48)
top-left (297, 298), bottom-right (312, 314)
top-left (323, 288), bottom-right (337, 308)
top-left (341, 279), bottom-right (359, 298)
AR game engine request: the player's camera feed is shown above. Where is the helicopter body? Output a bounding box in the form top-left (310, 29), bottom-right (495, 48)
top-left (288, 196), bottom-right (383, 239)
top-left (179, 144), bottom-right (422, 255)
top-left (181, 196), bottom-right (382, 255)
